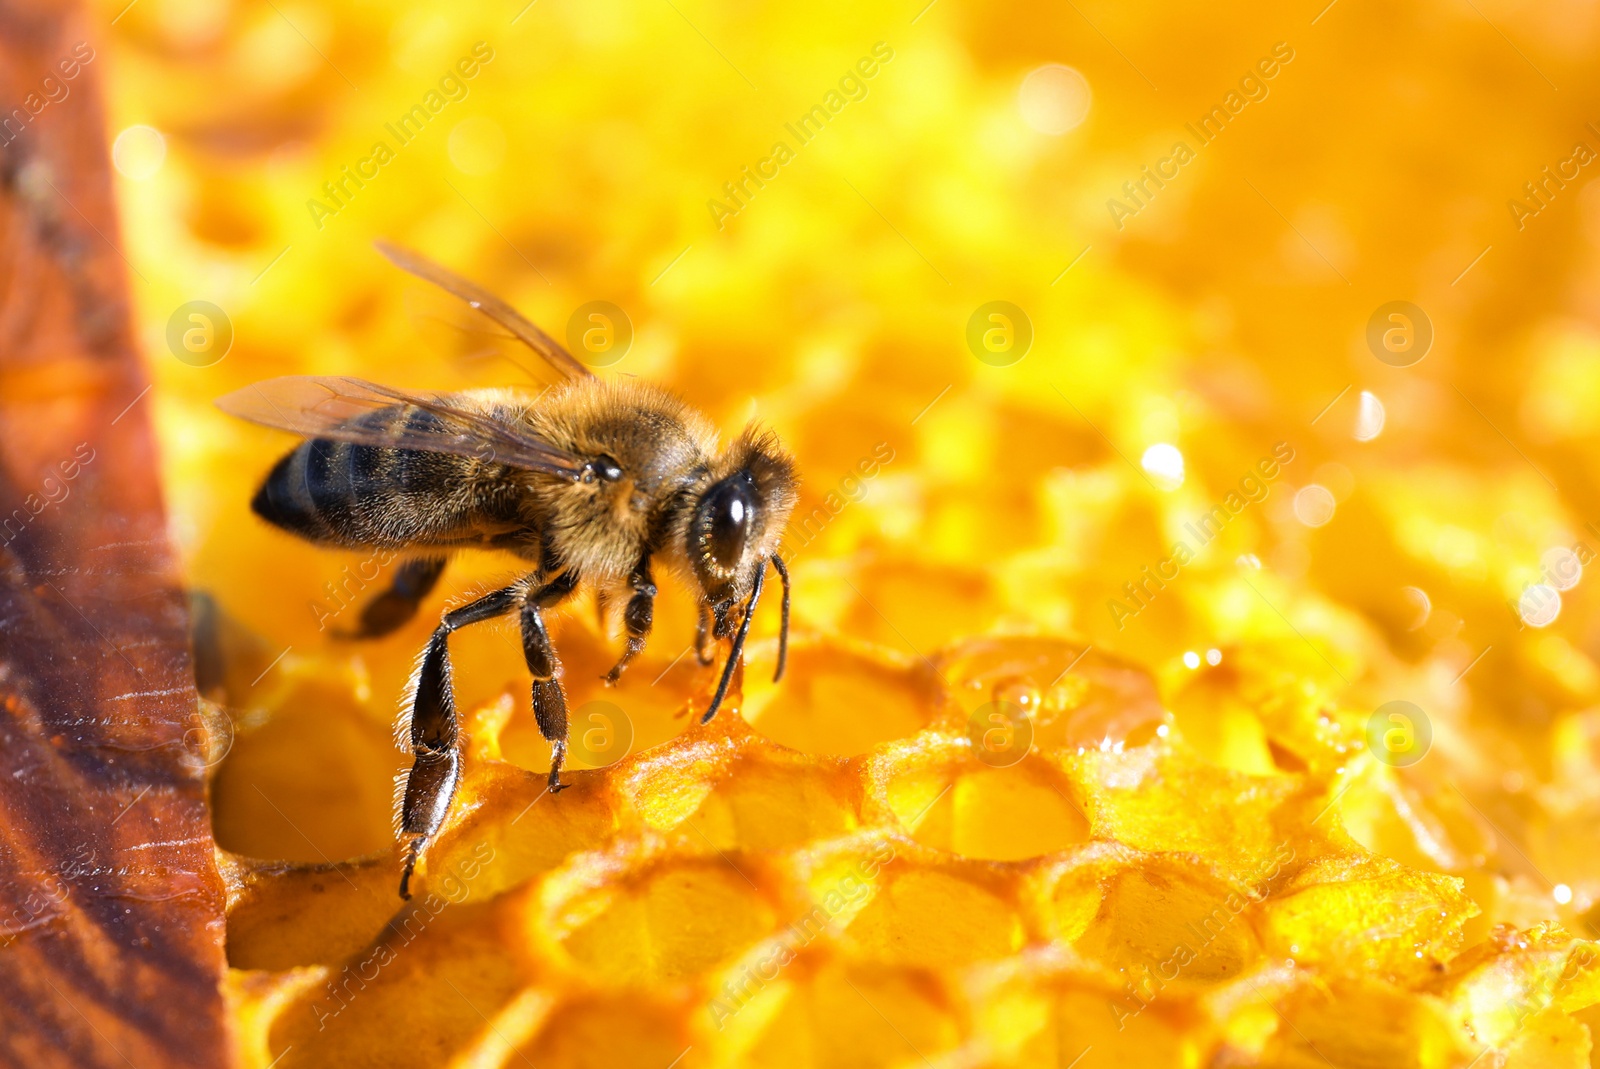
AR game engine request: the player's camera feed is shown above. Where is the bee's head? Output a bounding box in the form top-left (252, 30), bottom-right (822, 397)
top-left (685, 425), bottom-right (797, 610)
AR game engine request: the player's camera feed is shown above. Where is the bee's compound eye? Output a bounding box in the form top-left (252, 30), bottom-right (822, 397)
top-left (701, 475), bottom-right (755, 572)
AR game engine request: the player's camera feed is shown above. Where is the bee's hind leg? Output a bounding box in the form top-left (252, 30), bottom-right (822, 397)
top-left (521, 569), bottom-right (579, 792)
top-left (603, 556), bottom-right (656, 684)
top-left (340, 556), bottom-right (447, 640)
top-left (397, 582), bottom-right (519, 899)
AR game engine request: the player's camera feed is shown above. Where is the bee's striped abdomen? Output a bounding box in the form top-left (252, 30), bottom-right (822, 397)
top-left (252, 438), bottom-right (387, 544)
top-left (251, 406), bottom-right (495, 548)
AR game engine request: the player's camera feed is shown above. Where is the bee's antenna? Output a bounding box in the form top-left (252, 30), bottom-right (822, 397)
top-left (770, 554), bottom-right (790, 683)
top-left (702, 564), bottom-right (766, 724)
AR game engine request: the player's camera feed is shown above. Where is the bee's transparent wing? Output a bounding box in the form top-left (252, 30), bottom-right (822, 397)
top-left (400, 284), bottom-right (553, 385)
top-left (215, 376), bottom-right (587, 479)
top-left (374, 241), bottom-right (595, 383)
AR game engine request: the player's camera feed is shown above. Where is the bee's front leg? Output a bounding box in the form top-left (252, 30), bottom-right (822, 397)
top-left (694, 602), bottom-right (716, 666)
top-left (397, 582), bottom-right (520, 899)
top-left (603, 556), bottom-right (656, 684)
top-left (521, 569), bottom-right (579, 791)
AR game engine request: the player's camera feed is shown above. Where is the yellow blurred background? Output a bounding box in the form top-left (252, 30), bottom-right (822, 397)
top-left (88, 0), bottom-right (1600, 1064)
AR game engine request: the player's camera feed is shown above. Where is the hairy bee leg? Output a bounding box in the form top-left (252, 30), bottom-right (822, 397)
top-left (604, 557), bottom-right (656, 684)
top-left (397, 583), bottom-right (520, 899)
top-left (521, 570), bottom-right (578, 792)
top-left (342, 556), bottom-right (447, 640)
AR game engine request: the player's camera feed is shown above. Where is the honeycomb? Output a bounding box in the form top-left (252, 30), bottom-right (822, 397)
top-left (202, 621), bottom-right (1600, 1069)
top-left (92, 0), bottom-right (1600, 1064)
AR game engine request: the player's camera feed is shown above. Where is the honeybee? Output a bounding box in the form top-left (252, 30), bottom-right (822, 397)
top-left (217, 242), bottom-right (798, 898)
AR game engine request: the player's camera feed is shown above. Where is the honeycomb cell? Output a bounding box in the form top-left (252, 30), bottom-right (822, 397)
top-left (676, 752), bottom-right (859, 853)
top-left (1045, 861), bottom-right (1105, 946)
top-left (844, 865), bottom-right (1024, 969)
top-left (423, 760), bottom-right (617, 903)
top-left (519, 995), bottom-right (689, 1069)
top-left (1030, 987), bottom-right (1193, 1069)
top-left (212, 676), bottom-right (399, 862)
top-left (1167, 643), bottom-right (1356, 778)
top-left (222, 852), bottom-right (399, 970)
top-left (1069, 856), bottom-right (1264, 985)
top-left (733, 960), bottom-right (963, 1069)
top-left (787, 834), bottom-right (897, 929)
top-left (940, 767), bottom-right (1087, 861)
top-left (616, 736), bottom-right (733, 834)
top-left (1260, 854), bottom-right (1479, 985)
top-left (1067, 743), bottom-right (1323, 875)
top-left (540, 851), bottom-right (780, 987)
top-left (265, 899), bottom-right (528, 1069)
top-left (1260, 976), bottom-right (1473, 1069)
top-left (870, 734), bottom-right (1089, 860)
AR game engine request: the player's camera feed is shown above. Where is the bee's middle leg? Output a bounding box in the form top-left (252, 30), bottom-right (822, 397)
top-left (604, 556), bottom-right (656, 684)
top-left (521, 570), bottom-right (579, 792)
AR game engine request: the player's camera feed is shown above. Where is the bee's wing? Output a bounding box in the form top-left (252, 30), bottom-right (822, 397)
top-left (374, 241), bottom-right (596, 383)
top-left (215, 376), bottom-right (588, 480)
top-left (400, 285), bottom-right (552, 385)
